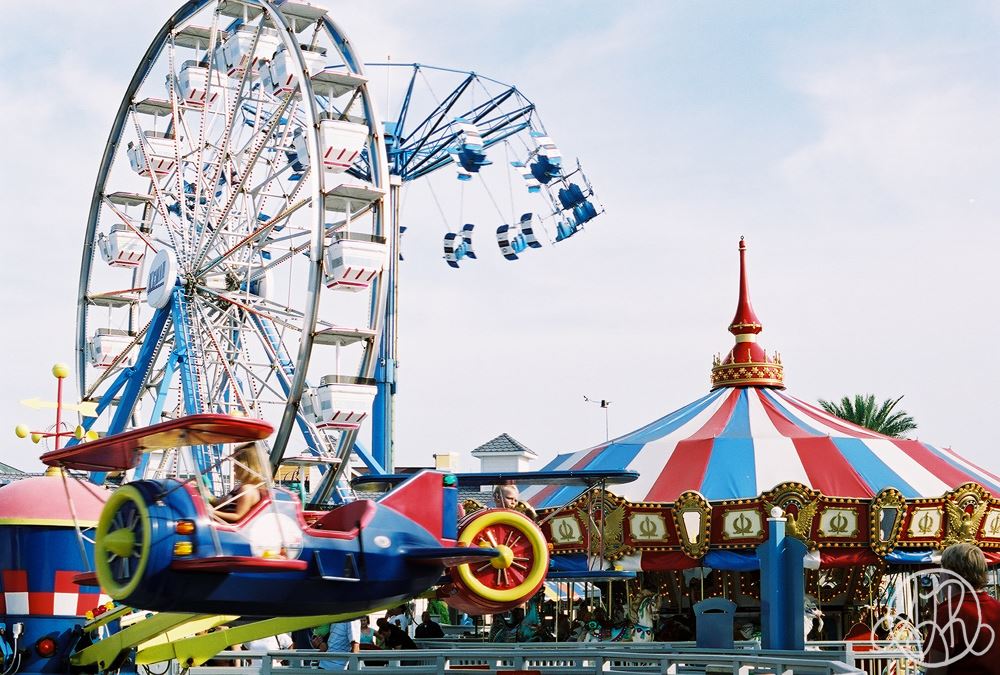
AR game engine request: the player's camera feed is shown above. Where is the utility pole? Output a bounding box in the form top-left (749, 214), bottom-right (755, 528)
top-left (583, 395), bottom-right (611, 441)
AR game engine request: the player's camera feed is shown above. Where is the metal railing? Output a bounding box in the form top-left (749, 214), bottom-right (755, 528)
top-left (181, 647), bottom-right (868, 675)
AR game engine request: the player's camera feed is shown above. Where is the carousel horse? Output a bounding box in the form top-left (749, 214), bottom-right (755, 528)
top-left (516, 598), bottom-right (545, 642)
top-left (489, 599), bottom-right (545, 643)
top-left (578, 591), bottom-right (662, 642)
top-left (804, 594), bottom-right (825, 641)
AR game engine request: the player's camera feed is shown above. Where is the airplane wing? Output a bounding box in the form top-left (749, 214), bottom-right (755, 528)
top-left (40, 414), bottom-right (274, 471)
top-left (353, 469), bottom-right (639, 491)
top-left (401, 545), bottom-right (500, 567)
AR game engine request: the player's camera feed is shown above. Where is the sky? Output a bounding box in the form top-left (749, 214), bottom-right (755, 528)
top-left (1, 1), bottom-right (999, 480)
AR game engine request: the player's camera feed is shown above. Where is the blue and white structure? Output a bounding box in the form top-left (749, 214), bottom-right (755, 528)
top-left (76, 0), bottom-right (390, 501)
top-left (348, 63), bottom-right (606, 484)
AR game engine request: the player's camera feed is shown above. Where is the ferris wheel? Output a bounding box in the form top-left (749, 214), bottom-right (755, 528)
top-left (75, 0), bottom-right (390, 494)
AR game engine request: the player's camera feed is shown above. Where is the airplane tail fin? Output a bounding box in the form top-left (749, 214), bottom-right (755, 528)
top-left (379, 470), bottom-right (458, 543)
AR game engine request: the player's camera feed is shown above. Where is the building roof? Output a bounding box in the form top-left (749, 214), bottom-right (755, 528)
top-left (470, 433), bottom-right (537, 459)
top-left (0, 460), bottom-right (24, 475)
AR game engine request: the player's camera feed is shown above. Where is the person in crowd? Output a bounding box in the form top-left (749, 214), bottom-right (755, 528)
top-left (312, 619), bottom-right (360, 670)
top-left (291, 628), bottom-right (314, 650)
top-left (926, 543), bottom-right (1000, 675)
top-left (555, 612), bottom-right (572, 641)
top-left (377, 622), bottom-right (417, 650)
top-left (386, 604), bottom-right (413, 634)
top-left (213, 443), bottom-right (267, 523)
top-left (358, 616), bottom-right (376, 646)
top-left (415, 611), bottom-right (445, 639)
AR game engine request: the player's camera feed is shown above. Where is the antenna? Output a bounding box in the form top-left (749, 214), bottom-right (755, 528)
top-left (583, 395), bottom-right (611, 441)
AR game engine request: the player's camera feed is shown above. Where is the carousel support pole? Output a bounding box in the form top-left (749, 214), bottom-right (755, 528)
top-left (758, 507), bottom-right (807, 650)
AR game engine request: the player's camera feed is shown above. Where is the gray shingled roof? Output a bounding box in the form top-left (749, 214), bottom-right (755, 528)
top-left (469, 433), bottom-right (537, 458)
top-left (0, 460), bottom-right (24, 475)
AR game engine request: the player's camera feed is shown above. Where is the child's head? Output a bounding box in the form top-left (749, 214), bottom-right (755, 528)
top-left (233, 442), bottom-right (267, 483)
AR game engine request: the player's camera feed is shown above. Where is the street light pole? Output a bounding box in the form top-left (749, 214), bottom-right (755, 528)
top-left (583, 395), bottom-right (611, 441)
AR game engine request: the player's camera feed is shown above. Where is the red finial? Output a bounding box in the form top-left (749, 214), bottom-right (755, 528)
top-left (730, 237), bottom-right (762, 336)
top-left (710, 238), bottom-right (784, 390)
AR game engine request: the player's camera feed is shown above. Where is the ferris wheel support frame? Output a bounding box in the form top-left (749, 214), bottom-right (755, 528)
top-left (370, 178), bottom-right (402, 474)
top-left (360, 65), bottom-right (541, 474)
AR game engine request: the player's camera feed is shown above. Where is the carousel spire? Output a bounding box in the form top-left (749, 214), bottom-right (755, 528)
top-left (711, 237), bottom-right (785, 390)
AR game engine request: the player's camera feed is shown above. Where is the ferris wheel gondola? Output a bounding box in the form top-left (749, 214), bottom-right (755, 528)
top-left (76, 0), bottom-right (389, 494)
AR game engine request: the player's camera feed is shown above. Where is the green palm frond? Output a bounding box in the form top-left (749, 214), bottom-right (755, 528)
top-left (818, 394), bottom-right (917, 438)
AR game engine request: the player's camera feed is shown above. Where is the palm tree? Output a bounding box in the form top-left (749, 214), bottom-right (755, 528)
top-left (817, 394), bottom-right (917, 438)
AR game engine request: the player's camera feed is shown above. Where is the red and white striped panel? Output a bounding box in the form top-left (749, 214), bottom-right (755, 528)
top-left (1, 570), bottom-right (110, 616)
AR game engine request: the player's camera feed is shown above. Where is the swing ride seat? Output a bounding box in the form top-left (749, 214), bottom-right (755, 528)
top-left (558, 183), bottom-right (587, 210)
top-left (555, 217), bottom-right (581, 242)
top-left (511, 161), bottom-right (541, 193)
top-left (497, 223), bottom-right (529, 261)
top-left (572, 200), bottom-right (599, 225)
top-left (457, 147), bottom-right (491, 173)
top-left (443, 223), bottom-right (476, 268)
top-left (530, 155), bottom-right (561, 184)
top-left (519, 213), bottom-right (542, 248)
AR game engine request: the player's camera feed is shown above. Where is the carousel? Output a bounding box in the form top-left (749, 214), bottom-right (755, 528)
top-left (519, 239), bottom-right (1000, 641)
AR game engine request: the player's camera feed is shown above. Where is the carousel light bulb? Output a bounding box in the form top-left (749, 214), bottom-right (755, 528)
top-left (74, 426), bottom-right (85, 439)
top-left (31, 433), bottom-right (42, 444)
top-left (14, 424), bottom-right (29, 438)
top-left (770, 506), bottom-right (784, 519)
top-left (52, 363), bottom-right (69, 379)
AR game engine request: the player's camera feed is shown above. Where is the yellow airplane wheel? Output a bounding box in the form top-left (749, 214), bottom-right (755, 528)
top-left (95, 485), bottom-right (152, 600)
top-left (454, 509), bottom-right (548, 606)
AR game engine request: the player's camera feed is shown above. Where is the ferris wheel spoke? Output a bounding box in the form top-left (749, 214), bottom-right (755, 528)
top-left (165, 36), bottom-right (193, 242)
top-left (198, 194), bottom-right (309, 276)
top-left (191, 301), bottom-right (250, 413)
top-left (127, 110), bottom-right (189, 253)
top-left (193, 90), bottom-right (297, 271)
top-left (252, 202), bottom-right (377, 279)
top-left (197, 286), bottom-right (303, 333)
top-left (188, 10), bottom-right (223, 237)
top-left (102, 197), bottom-right (159, 254)
top-left (192, 21), bottom-right (275, 263)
